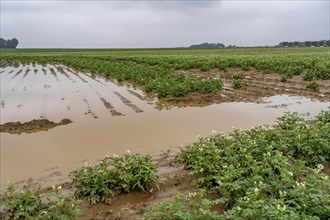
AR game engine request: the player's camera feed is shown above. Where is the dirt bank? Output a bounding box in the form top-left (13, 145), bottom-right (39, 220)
top-left (0, 118), bottom-right (72, 134)
top-left (165, 68), bottom-right (330, 107)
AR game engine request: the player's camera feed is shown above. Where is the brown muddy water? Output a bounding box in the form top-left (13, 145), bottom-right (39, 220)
top-left (1, 64), bottom-right (329, 191)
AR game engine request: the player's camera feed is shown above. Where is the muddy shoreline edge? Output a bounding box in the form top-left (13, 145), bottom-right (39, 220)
top-left (0, 118), bottom-right (72, 134)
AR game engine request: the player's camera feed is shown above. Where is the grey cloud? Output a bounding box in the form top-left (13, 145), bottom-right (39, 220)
top-left (0, 0), bottom-right (328, 48)
top-left (111, 0), bottom-right (221, 11)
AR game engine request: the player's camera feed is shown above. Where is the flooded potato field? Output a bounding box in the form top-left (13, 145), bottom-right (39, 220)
top-left (1, 63), bottom-right (329, 190)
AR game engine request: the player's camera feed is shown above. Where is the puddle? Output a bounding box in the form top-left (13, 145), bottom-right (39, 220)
top-left (1, 64), bottom-right (329, 191)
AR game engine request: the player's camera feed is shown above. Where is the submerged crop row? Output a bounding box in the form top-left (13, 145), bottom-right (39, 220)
top-left (0, 56), bottom-right (222, 98)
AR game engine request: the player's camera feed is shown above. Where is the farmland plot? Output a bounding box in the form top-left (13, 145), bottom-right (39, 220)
top-left (0, 48), bottom-right (329, 219)
top-left (0, 62), bottom-right (329, 191)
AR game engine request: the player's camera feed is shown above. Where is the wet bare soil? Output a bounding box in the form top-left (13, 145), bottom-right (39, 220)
top-left (0, 118), bottom-right (72, 134)
top-left (169, 68), bottom-right (330, 107)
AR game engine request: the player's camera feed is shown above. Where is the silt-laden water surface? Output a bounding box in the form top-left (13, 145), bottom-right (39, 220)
top-left (1, 64), bottom-right (329, 190)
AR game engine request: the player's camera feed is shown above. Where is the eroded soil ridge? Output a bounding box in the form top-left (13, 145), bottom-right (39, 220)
top-left (0, 118), bottom-right (72, 134)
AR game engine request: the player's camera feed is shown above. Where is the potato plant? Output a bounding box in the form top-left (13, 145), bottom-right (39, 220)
top-left (143, 190), bottom-right (222, 220)
top-left (0, 180), bottom-right (80, 220)
top-left (145, 110), bottom-right (330, 219)
top-left (306, 81), bottom-right (320, 91)
top-left (1, 47), bottom-right (329, 100)
top-left (71, 152), bottom-right (158, 204)
top-left (233, 79), bottom-right (248, 89)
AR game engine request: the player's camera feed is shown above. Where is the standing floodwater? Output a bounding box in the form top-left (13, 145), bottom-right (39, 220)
top-left (1, 64), bottom-right (329, 190)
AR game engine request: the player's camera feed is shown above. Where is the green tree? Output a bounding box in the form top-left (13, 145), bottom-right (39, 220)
top-left (189, 42), bottom-right (225, 49)
top-left (0, 38), bottom-right (19, 48)
top-left (0, 38), bottom-right (6, 48)
top-left (8, 38), bottom-right (19, 48)
top-left (311, 41), bottom-right (318, 47)
top-left (318, 40), bottom-right (325, 46)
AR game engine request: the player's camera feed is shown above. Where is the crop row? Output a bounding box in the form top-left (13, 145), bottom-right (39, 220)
top-left (1, 48), bottom-right (329, 98)
top-left (0, 56), bottom-right (222, 98)
top-left (98, 52), bottom-right (330, 81)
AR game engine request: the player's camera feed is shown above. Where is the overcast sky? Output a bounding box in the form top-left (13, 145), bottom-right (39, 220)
top-left (1, 0), bottom-right (329, 48)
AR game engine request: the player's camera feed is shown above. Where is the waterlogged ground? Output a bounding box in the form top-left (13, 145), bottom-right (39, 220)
top-left (0, 64), bottom-right (329, 192)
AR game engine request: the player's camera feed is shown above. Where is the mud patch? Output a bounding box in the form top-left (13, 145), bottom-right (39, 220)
top-left (170, 68), bottom-right (330, 107)
top-left (0, 118), bottom-right (72, 134)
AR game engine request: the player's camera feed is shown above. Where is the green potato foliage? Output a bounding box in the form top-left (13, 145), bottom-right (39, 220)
top-left (1, 47), bottom-right (329, 100)
top-left (71, 152), bottom-right (158, 204)
top-left (143, 190), bottom-right (222, 220)
top-left (306, 81), bottom-right (320, 91)
top-left (0, 180), bottom-right (80, 220)
top-left (233, 79), bottom-right (248, 89)
top-left (143, 110), bottom-right (330, 219)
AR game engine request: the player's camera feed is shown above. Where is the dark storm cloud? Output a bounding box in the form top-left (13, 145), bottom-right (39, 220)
top-left (0, 0), bottom-right (328, 48)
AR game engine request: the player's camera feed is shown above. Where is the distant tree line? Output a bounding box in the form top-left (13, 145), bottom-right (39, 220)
top-left (0, 38), bottom-right (19, 48)
top-left (189, 42), bottom-right (225, 49)
top-left (278, 40), bottom-right (330, 47)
